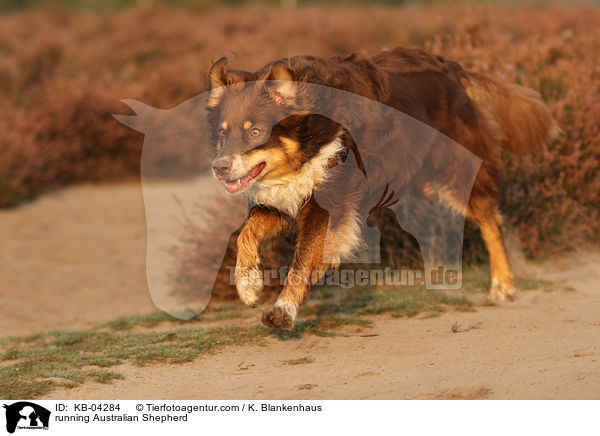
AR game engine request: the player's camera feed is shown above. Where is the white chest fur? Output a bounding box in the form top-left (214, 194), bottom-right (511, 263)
top-left (245, 138), bottom-right (344, 217)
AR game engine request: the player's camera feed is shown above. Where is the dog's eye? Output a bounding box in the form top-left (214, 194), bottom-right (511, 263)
top-left (218, 128), bottom-right (226, 137)
top-left (250, 128), bottom-right (261, 137)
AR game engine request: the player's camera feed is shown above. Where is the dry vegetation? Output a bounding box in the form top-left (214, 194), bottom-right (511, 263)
top-left (0, 2), bottom-right (598, 260)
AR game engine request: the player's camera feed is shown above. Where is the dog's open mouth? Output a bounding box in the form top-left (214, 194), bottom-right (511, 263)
top-left (224, 162), bottom-right (266, 193)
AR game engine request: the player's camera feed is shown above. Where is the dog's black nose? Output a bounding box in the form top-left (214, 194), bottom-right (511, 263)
top-left (212, 158), bottom-right (232, 178)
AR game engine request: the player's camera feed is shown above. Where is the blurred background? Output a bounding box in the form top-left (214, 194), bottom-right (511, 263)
top-left (0, 0), bottom-right (598, 335)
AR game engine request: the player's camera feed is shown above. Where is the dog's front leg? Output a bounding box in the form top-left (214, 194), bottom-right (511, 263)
top-left (236, 206), bottom-right (290, 306)
top-left (262, 198), bottom-right (329, 329)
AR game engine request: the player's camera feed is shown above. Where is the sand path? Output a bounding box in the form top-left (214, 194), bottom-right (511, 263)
top-left (1, 182), bottom-right (598, 399)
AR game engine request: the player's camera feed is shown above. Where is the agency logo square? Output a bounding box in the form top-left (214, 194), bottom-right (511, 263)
top-left (3, 402), bottom-right (50, 433)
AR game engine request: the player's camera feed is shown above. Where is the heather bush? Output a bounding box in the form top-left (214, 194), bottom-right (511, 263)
top-left (0, 3), bottom-right (598, 262)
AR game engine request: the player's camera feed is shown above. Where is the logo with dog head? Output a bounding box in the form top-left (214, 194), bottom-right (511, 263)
top-left (3, 402), bottom-right (50, 433)
top-left (114, 79), bottom-right (482, 322)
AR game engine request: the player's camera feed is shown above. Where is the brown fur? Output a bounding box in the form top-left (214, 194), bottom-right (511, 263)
top-left (207, 47), bottom-right (559, 329)
top-left (459, 71), bottom-right (561, 153)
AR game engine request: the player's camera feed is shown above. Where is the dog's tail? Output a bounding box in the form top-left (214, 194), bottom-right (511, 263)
top-left (460, 71), bottom-right (561, 153)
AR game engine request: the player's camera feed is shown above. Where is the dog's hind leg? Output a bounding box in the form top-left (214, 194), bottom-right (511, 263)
top-left (468, 196), bottom-right (515, 301)
top-left (262, 198), bottom-right (330, 330)
top-left (236, 206), bottom-right (290, 306)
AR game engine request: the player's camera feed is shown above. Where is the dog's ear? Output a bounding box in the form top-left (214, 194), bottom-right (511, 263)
top-left (208, 57), bottom-right (255, 88)
top-left (208, 57), bottom-right (228, 89)
top-left (207, 57), bottom-right (257, 108)
top-left (264, 61), bottom-right (296, 105)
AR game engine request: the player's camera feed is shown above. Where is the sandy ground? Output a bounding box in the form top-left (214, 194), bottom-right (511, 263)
top-left (44, 271), bottom-right (600, 400)
top-left (1, 181), bottom-right (599, 399)
top-left (0, 178), bottom-right (219, 335)
top-left (0, 182), bottom-right (154, 336)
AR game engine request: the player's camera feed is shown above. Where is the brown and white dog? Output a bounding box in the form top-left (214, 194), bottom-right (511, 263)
top-left (206, 47), bottom-right (559, 330)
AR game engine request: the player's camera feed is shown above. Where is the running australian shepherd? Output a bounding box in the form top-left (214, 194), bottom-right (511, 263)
top-left (206, 47), bottom-right (559, 330)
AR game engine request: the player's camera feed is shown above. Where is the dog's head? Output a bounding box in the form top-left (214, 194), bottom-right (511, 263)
top-left (206, 57), bottom-right (340, 194)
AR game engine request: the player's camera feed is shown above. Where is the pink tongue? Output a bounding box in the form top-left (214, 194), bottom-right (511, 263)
top-left (225, 162), bottom-right (265, 193)
top-left (225, 173), bottom-right (251, 192)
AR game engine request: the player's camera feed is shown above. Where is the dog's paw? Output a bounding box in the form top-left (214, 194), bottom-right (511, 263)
top-left (235, 266), bottom-right (264, 307)
top-left (489, 278), bottom-right (516, 302)
top-left (261, 302), bottom-right (297, 330)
